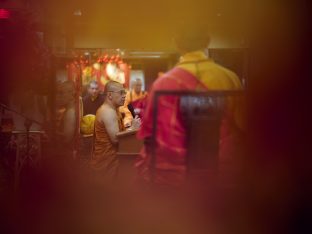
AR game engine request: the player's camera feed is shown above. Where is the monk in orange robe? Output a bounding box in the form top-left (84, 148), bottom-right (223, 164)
top-left (119, 78), bottom-right (147, 127)
top-left (90, 81), bottom-right (141, 184)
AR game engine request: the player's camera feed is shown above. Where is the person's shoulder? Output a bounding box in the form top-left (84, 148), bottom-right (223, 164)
top-left (96, 105), bottom-right (114, 121)
top-left (151, 69), bottom-right (179, 90)
top-left (208, 61), bottom-right (242, 87)
top-left (96, 104), bottom-right (105, 115)
top-left (102, 105), bottom-right (117, 115)
top-left (220, 65), bottom-right (242, 87)
top-left (211, 62), bottom-right (238, 78)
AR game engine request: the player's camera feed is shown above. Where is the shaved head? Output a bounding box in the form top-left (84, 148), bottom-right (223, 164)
top-left (104, 81), bottom-right (123, 93)
top-left (104, 81), bottom-right (126, 108)
top-left (133, 78), bottom-right (143, 94)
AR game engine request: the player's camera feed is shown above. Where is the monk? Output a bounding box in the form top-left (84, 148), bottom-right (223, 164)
top-left (119, 78), bottom-right (147, 127)
top-left (135, 23), bottom-right (244, 186)
top-left (90, 81), bottom-right (141, 183)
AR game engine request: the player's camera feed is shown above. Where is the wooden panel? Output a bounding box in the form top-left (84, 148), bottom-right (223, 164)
top-left (116, 129), bottom-right (143, 184)
top-left (116, 130), bottom-right (143, 155)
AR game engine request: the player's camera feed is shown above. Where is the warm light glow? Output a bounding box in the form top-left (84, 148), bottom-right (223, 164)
top-left (106, 63), bottom-right (118, 80)
top-left (117, 71), bottom-right (125, 84)
top-left (106, 63), bottom-right (125, 84)
top-left (93, 62), bottom-right (101, 70)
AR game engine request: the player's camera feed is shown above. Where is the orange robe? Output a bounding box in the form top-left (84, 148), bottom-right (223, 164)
top-left (119, 90), bottom-right (147, 126)
top-left (90, 110), bottom-right (124, 181)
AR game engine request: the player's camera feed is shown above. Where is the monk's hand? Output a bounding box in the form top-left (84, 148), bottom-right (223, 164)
top-left (130, 115), bottom-right (141, 130)
top-left (124, 122), bottom-right (131, 128)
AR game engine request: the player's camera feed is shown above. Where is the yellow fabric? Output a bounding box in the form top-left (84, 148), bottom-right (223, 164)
top-left (177, 50), bottom-right (244, 131)
top-left (80, 114), bottom-right (95, 135)
top-left (177, 50), bottom-right (242, 90)
top-left (119, 90), bottom-right (147, 126)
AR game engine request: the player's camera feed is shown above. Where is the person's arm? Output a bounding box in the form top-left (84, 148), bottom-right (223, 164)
top-left (99, 108), bottom-right (119, 144)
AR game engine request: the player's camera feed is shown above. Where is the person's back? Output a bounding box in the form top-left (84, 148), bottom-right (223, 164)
top-left (177, 51), bottom-right (244, 185)
top-left (136, 23), bottom-right (244, 187)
